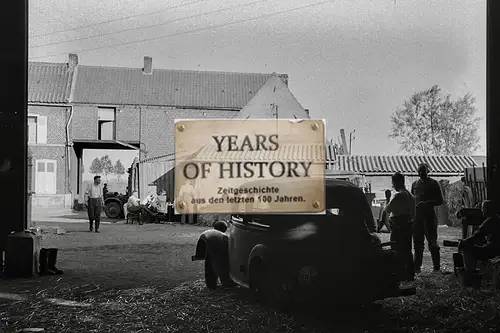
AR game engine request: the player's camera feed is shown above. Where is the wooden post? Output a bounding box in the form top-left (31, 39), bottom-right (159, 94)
top-left (0, 0), bottom-right (28, 249)
top-left (487, 0), bottom-right (500, 203)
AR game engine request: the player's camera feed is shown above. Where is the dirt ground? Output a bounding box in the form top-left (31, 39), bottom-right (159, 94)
top-left (1, 223), bottom-right (499, 332)
top-left (1, 222), bottom-right (210, 296)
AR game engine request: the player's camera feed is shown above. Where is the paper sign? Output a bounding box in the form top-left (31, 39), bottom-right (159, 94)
top-left (174, 119), bottom-right (326, 214)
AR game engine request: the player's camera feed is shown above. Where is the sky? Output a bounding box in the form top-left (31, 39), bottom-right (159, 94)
top-left (28, 0), bottom-right (486, 156)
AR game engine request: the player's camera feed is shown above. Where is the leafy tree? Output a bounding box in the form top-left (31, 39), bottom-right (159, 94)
top-left (100, 155), bottom-right (114, 182)
top-left (389, 85), bottom-right (481, 155)
top-left (114, 159), bottom-right (126, 181)
top-left (89, 157), bottom-right (102, 175)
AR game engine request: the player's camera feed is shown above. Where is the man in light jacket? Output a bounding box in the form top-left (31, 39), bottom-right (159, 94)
top-left (84, 175), bottom-right (104, 232)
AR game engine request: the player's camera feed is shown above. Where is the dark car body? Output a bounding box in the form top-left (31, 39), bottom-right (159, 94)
top-left (193, 178), bottom-right (415, 304)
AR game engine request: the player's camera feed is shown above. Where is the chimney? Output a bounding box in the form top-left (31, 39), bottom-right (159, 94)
top-left (68, 53), bottom-right (78, 70)
top-left (278, 74), bottom-right (289, 86)
top-left (143, 56), bottom-right (152, 75)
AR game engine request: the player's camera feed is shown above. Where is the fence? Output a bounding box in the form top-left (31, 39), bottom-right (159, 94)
top-left (464, 163), bottom-right (488, 207)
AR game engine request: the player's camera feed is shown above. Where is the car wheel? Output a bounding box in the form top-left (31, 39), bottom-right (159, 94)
top-left (205, 257), bottom-right (218, 290)
top-left (104, 201), bottom-right (121, 219)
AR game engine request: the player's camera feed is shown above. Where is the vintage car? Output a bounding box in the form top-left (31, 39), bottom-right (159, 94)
top-left (192, 178), bottom-right (416, 306)
top-left (104, 192), bottom-right (129, 219)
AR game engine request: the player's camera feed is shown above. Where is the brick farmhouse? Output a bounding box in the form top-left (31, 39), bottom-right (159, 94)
top-left (29, 54), bottom-right (303, 208)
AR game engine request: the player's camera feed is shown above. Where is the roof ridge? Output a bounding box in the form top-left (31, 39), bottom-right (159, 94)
top-left (339, 154), bottom-right (478, 158)
top-left (29, 61), bottom-right (68, 66)
top-left (77, 64), bottom-right (276, 76)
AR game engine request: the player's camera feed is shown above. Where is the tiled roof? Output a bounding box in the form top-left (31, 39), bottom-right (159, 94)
top-left (190, 143), bottom-right (326, 162)
top-left (141, 143), bottom-right (336, 164)
top-left (28, 62), bottom-right (73, 103)
top-left (72, 65), bottom-right (281, 109)
top-left (334, 155), bottom-right (480, 175)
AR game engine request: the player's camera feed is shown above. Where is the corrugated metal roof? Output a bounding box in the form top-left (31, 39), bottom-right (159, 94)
top-left (72, 65), bottom-right (280, 109)
top-left (334, 155), bottom-right (480, 175)
top-left (190, 143), bottom-right (326, 162)
top-left (28, 62), bottom-right (73, 103)
top-left (137, 147), bottom-right (483, 176)
top-left (140, 142), bottom-right (337, 164)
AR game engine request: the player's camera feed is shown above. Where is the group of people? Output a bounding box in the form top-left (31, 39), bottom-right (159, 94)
top-left (379, 163), bottom-right (443, 282)
top-left (84, 175), bottom-right (157, 232)
top-left (381, 163), bottom-right (500, 286)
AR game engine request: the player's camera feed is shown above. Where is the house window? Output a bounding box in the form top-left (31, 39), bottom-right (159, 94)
top-left (98, 107), bottom-right (116, 140)
top-left (28, 116), bottom-right (37, 143)
top-left (27, 115), bottom-right (48, 144)
top-left (35, 159), bottom-right (57, 194)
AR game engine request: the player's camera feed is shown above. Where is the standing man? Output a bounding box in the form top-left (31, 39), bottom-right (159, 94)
top-left (84, 175), bottom-right (104, 233)
top-left (460, 177), bottom-right (475, 209)
top-left (377, 190), bottom-right (392, 233)
top-left (411, 163), bottom-right (444, 273)
top-left (178, 179), bottom-right (196, 224)
top-left (103, 183), bottom-right (109, 198)
top-left (385, 172), bottom-right (416, 281)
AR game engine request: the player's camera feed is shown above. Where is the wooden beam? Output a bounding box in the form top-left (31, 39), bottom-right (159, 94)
top-left (487, 0), bottom-right (500, 203)
top-left (0, 0), bottom-right (28, 247)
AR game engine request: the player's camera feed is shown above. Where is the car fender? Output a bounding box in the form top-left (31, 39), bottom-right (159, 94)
top-left (104, 197), bottom-right (122, 206)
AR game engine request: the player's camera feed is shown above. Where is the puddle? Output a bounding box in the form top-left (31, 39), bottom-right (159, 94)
top-left (0, 293), bottom-right (28, 301)
top-left (46, 298), bottom-right (92, 307)
top-left (21, 329), bottom-right (45, 332)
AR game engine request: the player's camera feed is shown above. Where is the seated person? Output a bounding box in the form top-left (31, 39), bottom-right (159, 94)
top-left (200, 221), bottom-right (235, 288)
top-left (126, 191), bottom-right (157, 221)
top-left (459, 200), bottom-right (500, 283)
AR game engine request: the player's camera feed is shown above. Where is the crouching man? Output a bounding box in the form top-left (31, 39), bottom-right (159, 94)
top-left (459, 200), bottom-right (500, 286)
top-left (200, 221), bottom-right (235, 288)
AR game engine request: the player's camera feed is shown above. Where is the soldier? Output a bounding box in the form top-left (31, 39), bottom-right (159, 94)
top-left (411, 163), bottom-right (444, 273)
top-left (385, 172), bottom-right (416, 281)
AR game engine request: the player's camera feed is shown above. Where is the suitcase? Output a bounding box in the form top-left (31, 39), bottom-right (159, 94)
top-left (4, 230), bottom-right (40, 278)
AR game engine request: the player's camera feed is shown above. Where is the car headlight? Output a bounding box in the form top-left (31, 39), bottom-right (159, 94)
top-left (298, 266), bottom-right (319, 285)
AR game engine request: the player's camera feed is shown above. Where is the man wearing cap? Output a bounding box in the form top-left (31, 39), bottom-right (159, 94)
top-left (411, 163), bottom-right (444, 273)
top-left (85, 175), bottom-right (104, 232)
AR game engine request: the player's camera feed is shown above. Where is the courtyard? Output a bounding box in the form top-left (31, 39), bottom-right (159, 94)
top-left (0, 216), bottom-right (499, 333)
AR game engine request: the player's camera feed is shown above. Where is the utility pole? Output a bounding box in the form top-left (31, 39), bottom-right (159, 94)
top-left (340, 129), bottom-right (349, 155)
top-left (349, 130), bottom-right (356, 155)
